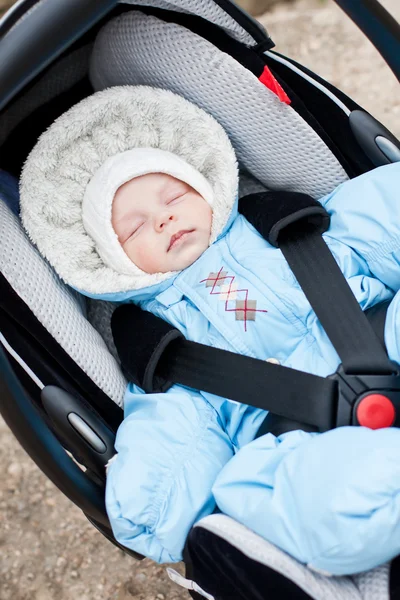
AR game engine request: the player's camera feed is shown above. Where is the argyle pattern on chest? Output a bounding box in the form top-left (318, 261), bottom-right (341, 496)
top-left (200, 267), bottom-right (267, 331)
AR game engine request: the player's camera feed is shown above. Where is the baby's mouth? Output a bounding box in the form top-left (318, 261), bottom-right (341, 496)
top-left (168, 229), bottom-right (195, 251)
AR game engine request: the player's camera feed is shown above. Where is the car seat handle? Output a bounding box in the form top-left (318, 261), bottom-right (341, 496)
top-left (41, 385), bottom-right (116, 479)
top-left (349, 110), bottom-right (400, 167)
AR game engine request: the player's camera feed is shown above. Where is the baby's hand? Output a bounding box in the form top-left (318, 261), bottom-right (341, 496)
top-left (213, 426), bottom-right (400, 575)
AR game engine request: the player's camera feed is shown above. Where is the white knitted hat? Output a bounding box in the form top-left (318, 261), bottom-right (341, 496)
top-left (82, 148), bottom-right (214, 275)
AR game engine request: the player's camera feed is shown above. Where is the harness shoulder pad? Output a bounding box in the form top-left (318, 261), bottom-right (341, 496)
top-left (111, 303), bottom-right (183, 393)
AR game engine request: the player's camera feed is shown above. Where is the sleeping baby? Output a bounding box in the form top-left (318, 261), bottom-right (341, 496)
top-left (20, 85), bottom-right (400, 576)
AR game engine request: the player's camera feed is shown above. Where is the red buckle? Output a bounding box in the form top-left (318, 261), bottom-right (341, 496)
top-left (356, 394), bottom-right (396, 429)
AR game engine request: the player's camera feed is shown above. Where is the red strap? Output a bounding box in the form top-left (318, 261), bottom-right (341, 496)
top-left (259, 65), bottom-right (291, 105)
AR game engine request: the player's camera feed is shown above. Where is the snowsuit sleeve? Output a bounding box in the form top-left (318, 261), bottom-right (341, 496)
top-left (321, 162), bottom-right (400, 291)
top-left (105, 382), bottom-right (234, 563)
top-left (212, 426), bottom-right (400, 575)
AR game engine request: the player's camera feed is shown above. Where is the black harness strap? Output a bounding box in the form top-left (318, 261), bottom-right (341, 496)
top-left (239, 190), bottom-right (394, 375)
top-left (112, 304), bottom-right (337, 430)
top-left (158, 338), bottom-right (337, 430)
top-left (279, 225), bottom-right (393, 374)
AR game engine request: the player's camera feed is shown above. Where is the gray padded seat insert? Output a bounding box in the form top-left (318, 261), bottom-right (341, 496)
top-left (90, 10), bottom-right (349, 199)
top-left (0, 195), bottom-right (126, 407)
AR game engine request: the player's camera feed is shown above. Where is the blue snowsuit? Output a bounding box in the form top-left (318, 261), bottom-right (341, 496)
top-left (105, 162), bottom-right (400, 574)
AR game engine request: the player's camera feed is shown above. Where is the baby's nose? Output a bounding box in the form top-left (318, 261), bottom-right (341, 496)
top-left (155, 213), bottom-right (174, 231)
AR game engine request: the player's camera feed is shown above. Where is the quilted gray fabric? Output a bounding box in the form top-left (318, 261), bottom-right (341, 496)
top-left (195, 515), bottom-right (390, 600)
top-left (90, 11), bottom-right (349, 199)
top-left (353, 564), bottom-right (391, 600)
top-left (0, 197), bottom-right (126, 406)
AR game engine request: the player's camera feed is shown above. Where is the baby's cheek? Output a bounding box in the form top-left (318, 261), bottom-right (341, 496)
top-left (130, 240), bottom-right (165, 274)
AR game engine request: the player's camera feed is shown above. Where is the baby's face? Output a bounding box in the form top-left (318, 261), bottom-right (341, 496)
top-left (112, 173), bottom-right (213, 274)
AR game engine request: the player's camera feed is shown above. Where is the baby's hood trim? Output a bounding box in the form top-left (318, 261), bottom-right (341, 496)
top-left (20, 85), bottom-right (238, 296)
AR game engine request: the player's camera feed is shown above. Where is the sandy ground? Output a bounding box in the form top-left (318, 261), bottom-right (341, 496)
top-left (1, 1), bottom-right (399, 599)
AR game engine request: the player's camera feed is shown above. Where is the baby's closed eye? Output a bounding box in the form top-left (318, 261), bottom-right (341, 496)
top-left (166, 192), bottom-right (188, 205)
top-left (127, 220), bottom-right (146, 241)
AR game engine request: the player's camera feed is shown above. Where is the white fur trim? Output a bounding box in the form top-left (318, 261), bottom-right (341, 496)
top-left (82, 148), bottom-right (214, 275)
top-left (20, 86), bottom-right (238, 295)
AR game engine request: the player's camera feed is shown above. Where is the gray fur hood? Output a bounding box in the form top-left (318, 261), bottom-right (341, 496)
top-left (20, 86), bottom-right (238, 296)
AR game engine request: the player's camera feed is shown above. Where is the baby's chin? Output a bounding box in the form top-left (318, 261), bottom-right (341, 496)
top-left (169, 243), bottom-right (209, 272)
top-left (155, 255), bottom-right (200, 274)
top-left (149, 245), bottom-right (207, 274)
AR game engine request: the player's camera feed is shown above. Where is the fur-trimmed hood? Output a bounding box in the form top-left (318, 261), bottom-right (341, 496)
top-left (20, 86), bottom-right (238, 300)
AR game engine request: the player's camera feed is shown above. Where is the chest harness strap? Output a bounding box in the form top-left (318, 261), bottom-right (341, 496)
top-left (112, 191), bottom-right (400, 432)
